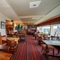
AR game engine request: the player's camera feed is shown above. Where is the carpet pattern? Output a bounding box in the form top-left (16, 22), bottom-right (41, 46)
top-left (32, 37), bottom-right (60, 60)
top-left (11, 35), bottom-right (44, 60)
top-left (10, 35), bottom-right (60, 60)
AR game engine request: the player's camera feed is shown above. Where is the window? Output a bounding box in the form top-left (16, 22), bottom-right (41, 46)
top-left (53, 24), bottom-right (60, 36)
top-left (42, 25), bottom-right (50, 35)
top-left (37, 27), bottom-right (42, 32)
top-left (37, 25), bottom-right (50, 35)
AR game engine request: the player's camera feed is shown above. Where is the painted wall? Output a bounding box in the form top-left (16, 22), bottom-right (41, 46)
top-left (0, 13), bottom-right (11, 36)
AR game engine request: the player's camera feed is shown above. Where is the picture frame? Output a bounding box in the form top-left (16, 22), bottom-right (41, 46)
top-left (1, 21), bottom-right (5, 29)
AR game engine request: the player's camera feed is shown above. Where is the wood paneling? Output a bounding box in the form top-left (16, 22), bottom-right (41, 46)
top-left (0, 34), bottom-right (2, 44)
top-left (37, 16), bottom-right (60, 26)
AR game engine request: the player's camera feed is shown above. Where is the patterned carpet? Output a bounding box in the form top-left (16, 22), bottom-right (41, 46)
top-left (10, 35), bottom-right (60, 60)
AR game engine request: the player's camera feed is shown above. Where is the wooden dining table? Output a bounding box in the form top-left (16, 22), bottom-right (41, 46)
top-left (43, 40), bottom-right (60, 58)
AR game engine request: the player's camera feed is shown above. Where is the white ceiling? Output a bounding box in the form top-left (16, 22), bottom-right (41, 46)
top-left (0, 0), bottom-right (19, 20)
top-left (0, 0), bottom-right (60, 24)
top-left (6, 0), bottom-right (60, 16)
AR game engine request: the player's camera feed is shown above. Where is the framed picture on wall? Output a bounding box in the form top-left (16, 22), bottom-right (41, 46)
top-left (1, 21), bottom-right (5, 29)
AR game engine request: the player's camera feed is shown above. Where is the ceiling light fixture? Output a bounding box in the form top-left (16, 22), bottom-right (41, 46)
top-left (29, 1), bottom-right (41, 8)
top-left (33, 4), bottom-right (36, 6)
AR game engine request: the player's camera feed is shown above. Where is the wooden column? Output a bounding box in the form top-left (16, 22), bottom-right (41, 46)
top-left (0, 33), bottom-right (2, 44)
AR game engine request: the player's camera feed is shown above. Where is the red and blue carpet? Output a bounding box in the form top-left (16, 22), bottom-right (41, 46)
top-left (10, 35), bottom-right (60, 60)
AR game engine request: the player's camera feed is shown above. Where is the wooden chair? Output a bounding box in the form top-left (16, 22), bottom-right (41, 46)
top-left (7, 39), bottom-right (17, 53)
top-left (37, 36), bottom-right (43, 45)
top-left (34, 33), bottom-right (38, 40)
top-left (57, 36), bottom-right (60, 40)
top-left (42, 35), bottom-right (55, 55)
top-left (43, 34), bottom-right (50, 40)
top-left (42, 44), bottom-right (55, 55)
top-left (9, 40), bottom-right (17, 53)
top-left (19, 33), bottom-right (26, 42)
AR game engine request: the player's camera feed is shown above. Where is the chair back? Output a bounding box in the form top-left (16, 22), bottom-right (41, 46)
top-left (9, 40), bottom-right (16, 47)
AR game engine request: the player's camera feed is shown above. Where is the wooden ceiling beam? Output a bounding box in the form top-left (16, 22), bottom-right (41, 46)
top-left (36, 16), bottom-right (60, 26)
